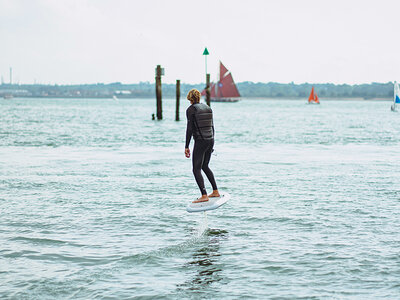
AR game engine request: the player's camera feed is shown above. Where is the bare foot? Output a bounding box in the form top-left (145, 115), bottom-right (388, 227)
top-left (193, 195), bottom-right (209, 203)
top-left (208, 190), bottom-right (220, 198)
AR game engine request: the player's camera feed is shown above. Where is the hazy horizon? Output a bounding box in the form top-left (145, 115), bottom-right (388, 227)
top-left (1, 80), bottom-right (397, 86)
top-left (1, 0), bottom-right (399, 85)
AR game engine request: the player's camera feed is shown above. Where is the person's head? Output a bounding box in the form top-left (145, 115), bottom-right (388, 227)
top-left (187, 89), bottom-right (201, 104)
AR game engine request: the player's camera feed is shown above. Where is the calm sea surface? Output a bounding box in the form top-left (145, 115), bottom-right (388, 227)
top-left (1, 98), bottom-right (400, 299)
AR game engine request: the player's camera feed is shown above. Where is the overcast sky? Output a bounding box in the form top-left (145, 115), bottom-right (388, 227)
top-left (0, 0), bottom-right (399, 84)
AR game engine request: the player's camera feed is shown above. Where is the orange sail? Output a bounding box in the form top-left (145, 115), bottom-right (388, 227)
top-left (308, 86), bottom-right (320, 104)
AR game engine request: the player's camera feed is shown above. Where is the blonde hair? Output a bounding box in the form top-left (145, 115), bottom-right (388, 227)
top-left (187, 89), bottom-right (201, 103)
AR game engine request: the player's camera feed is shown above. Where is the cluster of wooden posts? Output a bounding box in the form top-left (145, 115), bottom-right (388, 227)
top-left (153, 65), bottom-right (211, 121)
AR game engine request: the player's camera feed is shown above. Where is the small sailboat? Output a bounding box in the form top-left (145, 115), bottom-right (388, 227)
top-left (202, 61), bottom-right (240, 102)
top-left (391, 81), bottom-right (400, 112)
top-left (308, 86), bottom-right (320, 104)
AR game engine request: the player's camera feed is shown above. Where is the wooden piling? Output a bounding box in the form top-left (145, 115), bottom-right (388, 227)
top-left (206, 73), bottom-right (211, 106)
top-left (175, 79), bottom-right (180, 121)
top-left (155, 65), bottom-right (163, 120)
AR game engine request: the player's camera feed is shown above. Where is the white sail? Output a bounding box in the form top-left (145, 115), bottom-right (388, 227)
top-left (392, 81), bottom-right (400, 111)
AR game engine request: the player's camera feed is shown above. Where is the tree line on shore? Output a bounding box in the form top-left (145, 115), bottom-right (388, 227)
top-left (0, 81), bottom-right (394, 99)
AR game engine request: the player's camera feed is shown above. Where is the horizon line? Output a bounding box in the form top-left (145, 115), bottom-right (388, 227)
top-left (0, 81), bottom-right (396, 86)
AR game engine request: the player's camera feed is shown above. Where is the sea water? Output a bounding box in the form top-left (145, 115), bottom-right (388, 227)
top-left (1, 98), bottom-right (400, 299)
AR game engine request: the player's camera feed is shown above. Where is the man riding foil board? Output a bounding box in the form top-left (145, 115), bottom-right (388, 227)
top-left (185, 89), bottom-right (220, 203)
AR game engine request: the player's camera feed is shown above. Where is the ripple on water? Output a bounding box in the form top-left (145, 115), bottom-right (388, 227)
top-left (1, 98), bottom-right (400, 298)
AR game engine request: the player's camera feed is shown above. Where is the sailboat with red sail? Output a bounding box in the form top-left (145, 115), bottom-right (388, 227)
top-left (308, 86), bottom-right (320, 104)
top-left (201, 61), bottom-right (241, 102)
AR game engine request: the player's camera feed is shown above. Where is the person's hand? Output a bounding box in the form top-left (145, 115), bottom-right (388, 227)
top-left (185, 148), bottom-right (190, 158)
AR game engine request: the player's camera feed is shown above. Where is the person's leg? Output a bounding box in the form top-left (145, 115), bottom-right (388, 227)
top-left (201, 140), bottom-right (219, 196)
top-left (192, 140), bottom-right (208, 200)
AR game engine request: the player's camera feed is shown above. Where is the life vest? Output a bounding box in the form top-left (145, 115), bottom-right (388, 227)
top-left (192, 103), bottom-right (214, 140)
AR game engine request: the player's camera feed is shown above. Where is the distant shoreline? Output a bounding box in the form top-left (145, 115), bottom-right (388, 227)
top-left (3, 96), bottom-right (392, 101)
top-left (0, 81), bottom-right (394, 100)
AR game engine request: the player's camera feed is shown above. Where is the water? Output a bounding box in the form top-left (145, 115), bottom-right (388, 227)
top-left (1, 98), bottom-right (400, 299)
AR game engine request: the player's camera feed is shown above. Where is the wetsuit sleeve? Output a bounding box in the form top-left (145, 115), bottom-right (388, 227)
top-left (185, 106), bottom-right (194, 148)
top-left (211, 109), bottom-right (215, 137)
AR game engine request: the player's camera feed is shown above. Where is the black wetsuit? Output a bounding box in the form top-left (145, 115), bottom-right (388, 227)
top-left (185, 103), bottom-right (218, 195)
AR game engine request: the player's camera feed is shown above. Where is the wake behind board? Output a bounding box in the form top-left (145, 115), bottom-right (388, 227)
top-left (186, 192), bottom-right (230, 213)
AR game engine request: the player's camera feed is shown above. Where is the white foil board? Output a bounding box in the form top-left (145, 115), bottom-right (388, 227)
top-left (186, 192), bottom-right (230, 213)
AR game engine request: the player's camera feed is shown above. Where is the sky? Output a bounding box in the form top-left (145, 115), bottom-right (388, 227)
top-left (0, 0), bottom-right (399, 85)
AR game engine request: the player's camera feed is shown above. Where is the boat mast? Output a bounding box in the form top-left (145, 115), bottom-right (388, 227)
top-left (203, 48), bottom-right (209, 79)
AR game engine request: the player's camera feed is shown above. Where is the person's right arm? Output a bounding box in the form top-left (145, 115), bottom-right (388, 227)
top-left (185, 106), bottom-right (194, 158)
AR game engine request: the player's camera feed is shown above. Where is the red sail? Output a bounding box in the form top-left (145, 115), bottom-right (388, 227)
top-left (210, 83), bottom-right (216, 98)
top-left (308, 86), bottom-right (320, 103)
top-left (201, 83), bottom-right (217, 97)
top-left (219, 72), bottom-right (240, 98)
top-left (220, 62), bottom-right (229, 81)
top-left (315, 92), bottom-right (320, 103)
top-left (202, 61), bottom-right (240, 100)
top-left (308, 86), bottom-right (315, 103)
